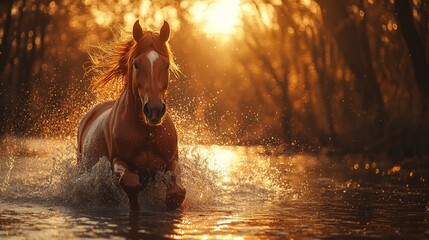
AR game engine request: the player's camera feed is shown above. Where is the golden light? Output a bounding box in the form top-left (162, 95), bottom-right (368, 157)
top-left (190, 0), bottom-right (242, 38)
top-left (186, 145), bottom-right (238, 178)
top-left (205, 146), bottom-right (237, 173)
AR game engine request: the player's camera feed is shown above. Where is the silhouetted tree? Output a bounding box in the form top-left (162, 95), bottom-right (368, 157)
top-left (315, 0), bottom-right (385, 139)
top-left (394, 0), bottom-right (429, 116)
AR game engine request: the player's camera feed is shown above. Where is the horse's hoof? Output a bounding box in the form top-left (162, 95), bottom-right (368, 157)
top-left (166, 185), bottom-right (186, 210)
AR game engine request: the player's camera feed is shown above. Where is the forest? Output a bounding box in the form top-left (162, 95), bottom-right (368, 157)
top-left (1, 0), bottom-right (428, 156)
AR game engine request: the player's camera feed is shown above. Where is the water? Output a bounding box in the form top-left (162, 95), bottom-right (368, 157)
top-left (1, 137), bottom-right (428, 239)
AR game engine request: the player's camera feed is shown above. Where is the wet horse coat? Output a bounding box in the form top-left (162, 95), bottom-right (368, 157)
top-left (77, 20), bottom-right (185, 211)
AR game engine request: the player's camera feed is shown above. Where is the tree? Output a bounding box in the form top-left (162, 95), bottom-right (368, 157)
top-left (315, 0), bottom-right (385, 138)
top-left (394, 0), bottom-right (429, 116)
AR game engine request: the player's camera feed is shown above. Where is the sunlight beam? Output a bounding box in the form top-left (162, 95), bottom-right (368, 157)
top-left (190, 0), bottom-right (242, 38)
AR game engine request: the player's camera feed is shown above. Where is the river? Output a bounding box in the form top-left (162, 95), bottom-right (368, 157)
top-left (0, 137), bottom-right (428, 239)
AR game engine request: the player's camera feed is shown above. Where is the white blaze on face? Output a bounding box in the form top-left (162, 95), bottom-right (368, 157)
top-left (147, 50), bottom-right (159, 78)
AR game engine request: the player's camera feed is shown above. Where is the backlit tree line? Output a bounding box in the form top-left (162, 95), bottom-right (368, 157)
top-left (0, 0), bottom-right (428, 155)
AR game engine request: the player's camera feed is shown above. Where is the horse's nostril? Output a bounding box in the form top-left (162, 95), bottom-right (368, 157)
top-left (160, 103), bottom-right (166, 117)
top-left (143, 103), bottom-right (151, 118)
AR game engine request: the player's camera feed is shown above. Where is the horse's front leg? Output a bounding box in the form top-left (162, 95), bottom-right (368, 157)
top-left (165, 157), bottom-right (186, 210)
top-left (112, 158), bottom-right (140, 211)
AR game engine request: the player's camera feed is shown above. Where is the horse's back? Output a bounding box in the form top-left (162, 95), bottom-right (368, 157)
top-left (77, 100), bottom-right (114, 170)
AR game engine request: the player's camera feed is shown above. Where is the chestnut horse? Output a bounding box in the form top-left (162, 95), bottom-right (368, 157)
top-left (77, 20), bottom-right (186, 211)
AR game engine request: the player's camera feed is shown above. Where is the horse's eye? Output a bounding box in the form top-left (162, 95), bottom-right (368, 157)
top-left (134, 62), bottom-right (139, 70)
top-left (165, 62), bottom-right (170, 69)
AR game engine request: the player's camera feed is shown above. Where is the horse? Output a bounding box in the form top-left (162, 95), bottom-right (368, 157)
top-left (77, 20), bottom-right (186, 211)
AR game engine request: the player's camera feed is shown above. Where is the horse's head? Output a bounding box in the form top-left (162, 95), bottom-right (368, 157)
top-left (130, 20), bottom-right (172, 125)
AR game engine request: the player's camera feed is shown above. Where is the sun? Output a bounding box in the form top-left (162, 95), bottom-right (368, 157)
top-left (190, 0), bottom-right (242, 37)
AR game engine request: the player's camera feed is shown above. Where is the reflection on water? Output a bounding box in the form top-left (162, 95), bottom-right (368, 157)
top-left (0, 137), bottom-right (428, 239)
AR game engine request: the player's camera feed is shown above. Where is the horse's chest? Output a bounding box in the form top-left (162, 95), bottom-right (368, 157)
top-left (112, 119), bottom-right (177, 173)
top-left (131, 151), bottom-right (166, 172)
top-left (115, 135), bottom-right (170, 172)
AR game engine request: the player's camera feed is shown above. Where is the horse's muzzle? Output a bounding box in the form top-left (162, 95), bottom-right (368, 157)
top-left (143, 102), bottom-right (166, 125)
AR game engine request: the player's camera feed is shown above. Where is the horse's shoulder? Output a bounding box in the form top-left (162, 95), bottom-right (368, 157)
top-left (77, 100), bottom-right (115, 153)
top-left (79, 100), bottom-right (114, 132)
top-left (94, 100), bottom-right (115, 112)
top-left (82, 100), bottom-right (115, 120)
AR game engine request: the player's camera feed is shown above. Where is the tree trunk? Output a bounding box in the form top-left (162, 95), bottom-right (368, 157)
top-left (0, 0), bottom-right (13, 74)
top-left (280, 72), bottom-right (292, 143)
top-left (0, 0), bottom-right (14, 136)
top-left (280, 27), bottom-right (293, 143)
top-left (394, 0), bottom-right (429, 115)
top-left (313, 34), bottom-right (337, 147)
top-left (315, 0), bottom-right (385, 139)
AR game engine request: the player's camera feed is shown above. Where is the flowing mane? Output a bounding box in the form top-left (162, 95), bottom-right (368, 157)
top-left (87, 29), bottom-right (179, 91)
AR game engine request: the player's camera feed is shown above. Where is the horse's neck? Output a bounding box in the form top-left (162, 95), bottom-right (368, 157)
top-left (115, 79), bottom-right (159, 132)
top-left (118, 86), bottom-right (139, 119)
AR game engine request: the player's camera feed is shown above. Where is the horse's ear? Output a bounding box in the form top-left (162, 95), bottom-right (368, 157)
top-left (133, 20), bottom-right (143, 41)
top-left (159, 20), bottom-right (170, 42)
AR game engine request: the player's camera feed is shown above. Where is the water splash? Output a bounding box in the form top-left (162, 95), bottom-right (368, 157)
top-left (0, 138), bottom-right (226, 210)
top-left (0, 137), bottom-right (300, 212)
